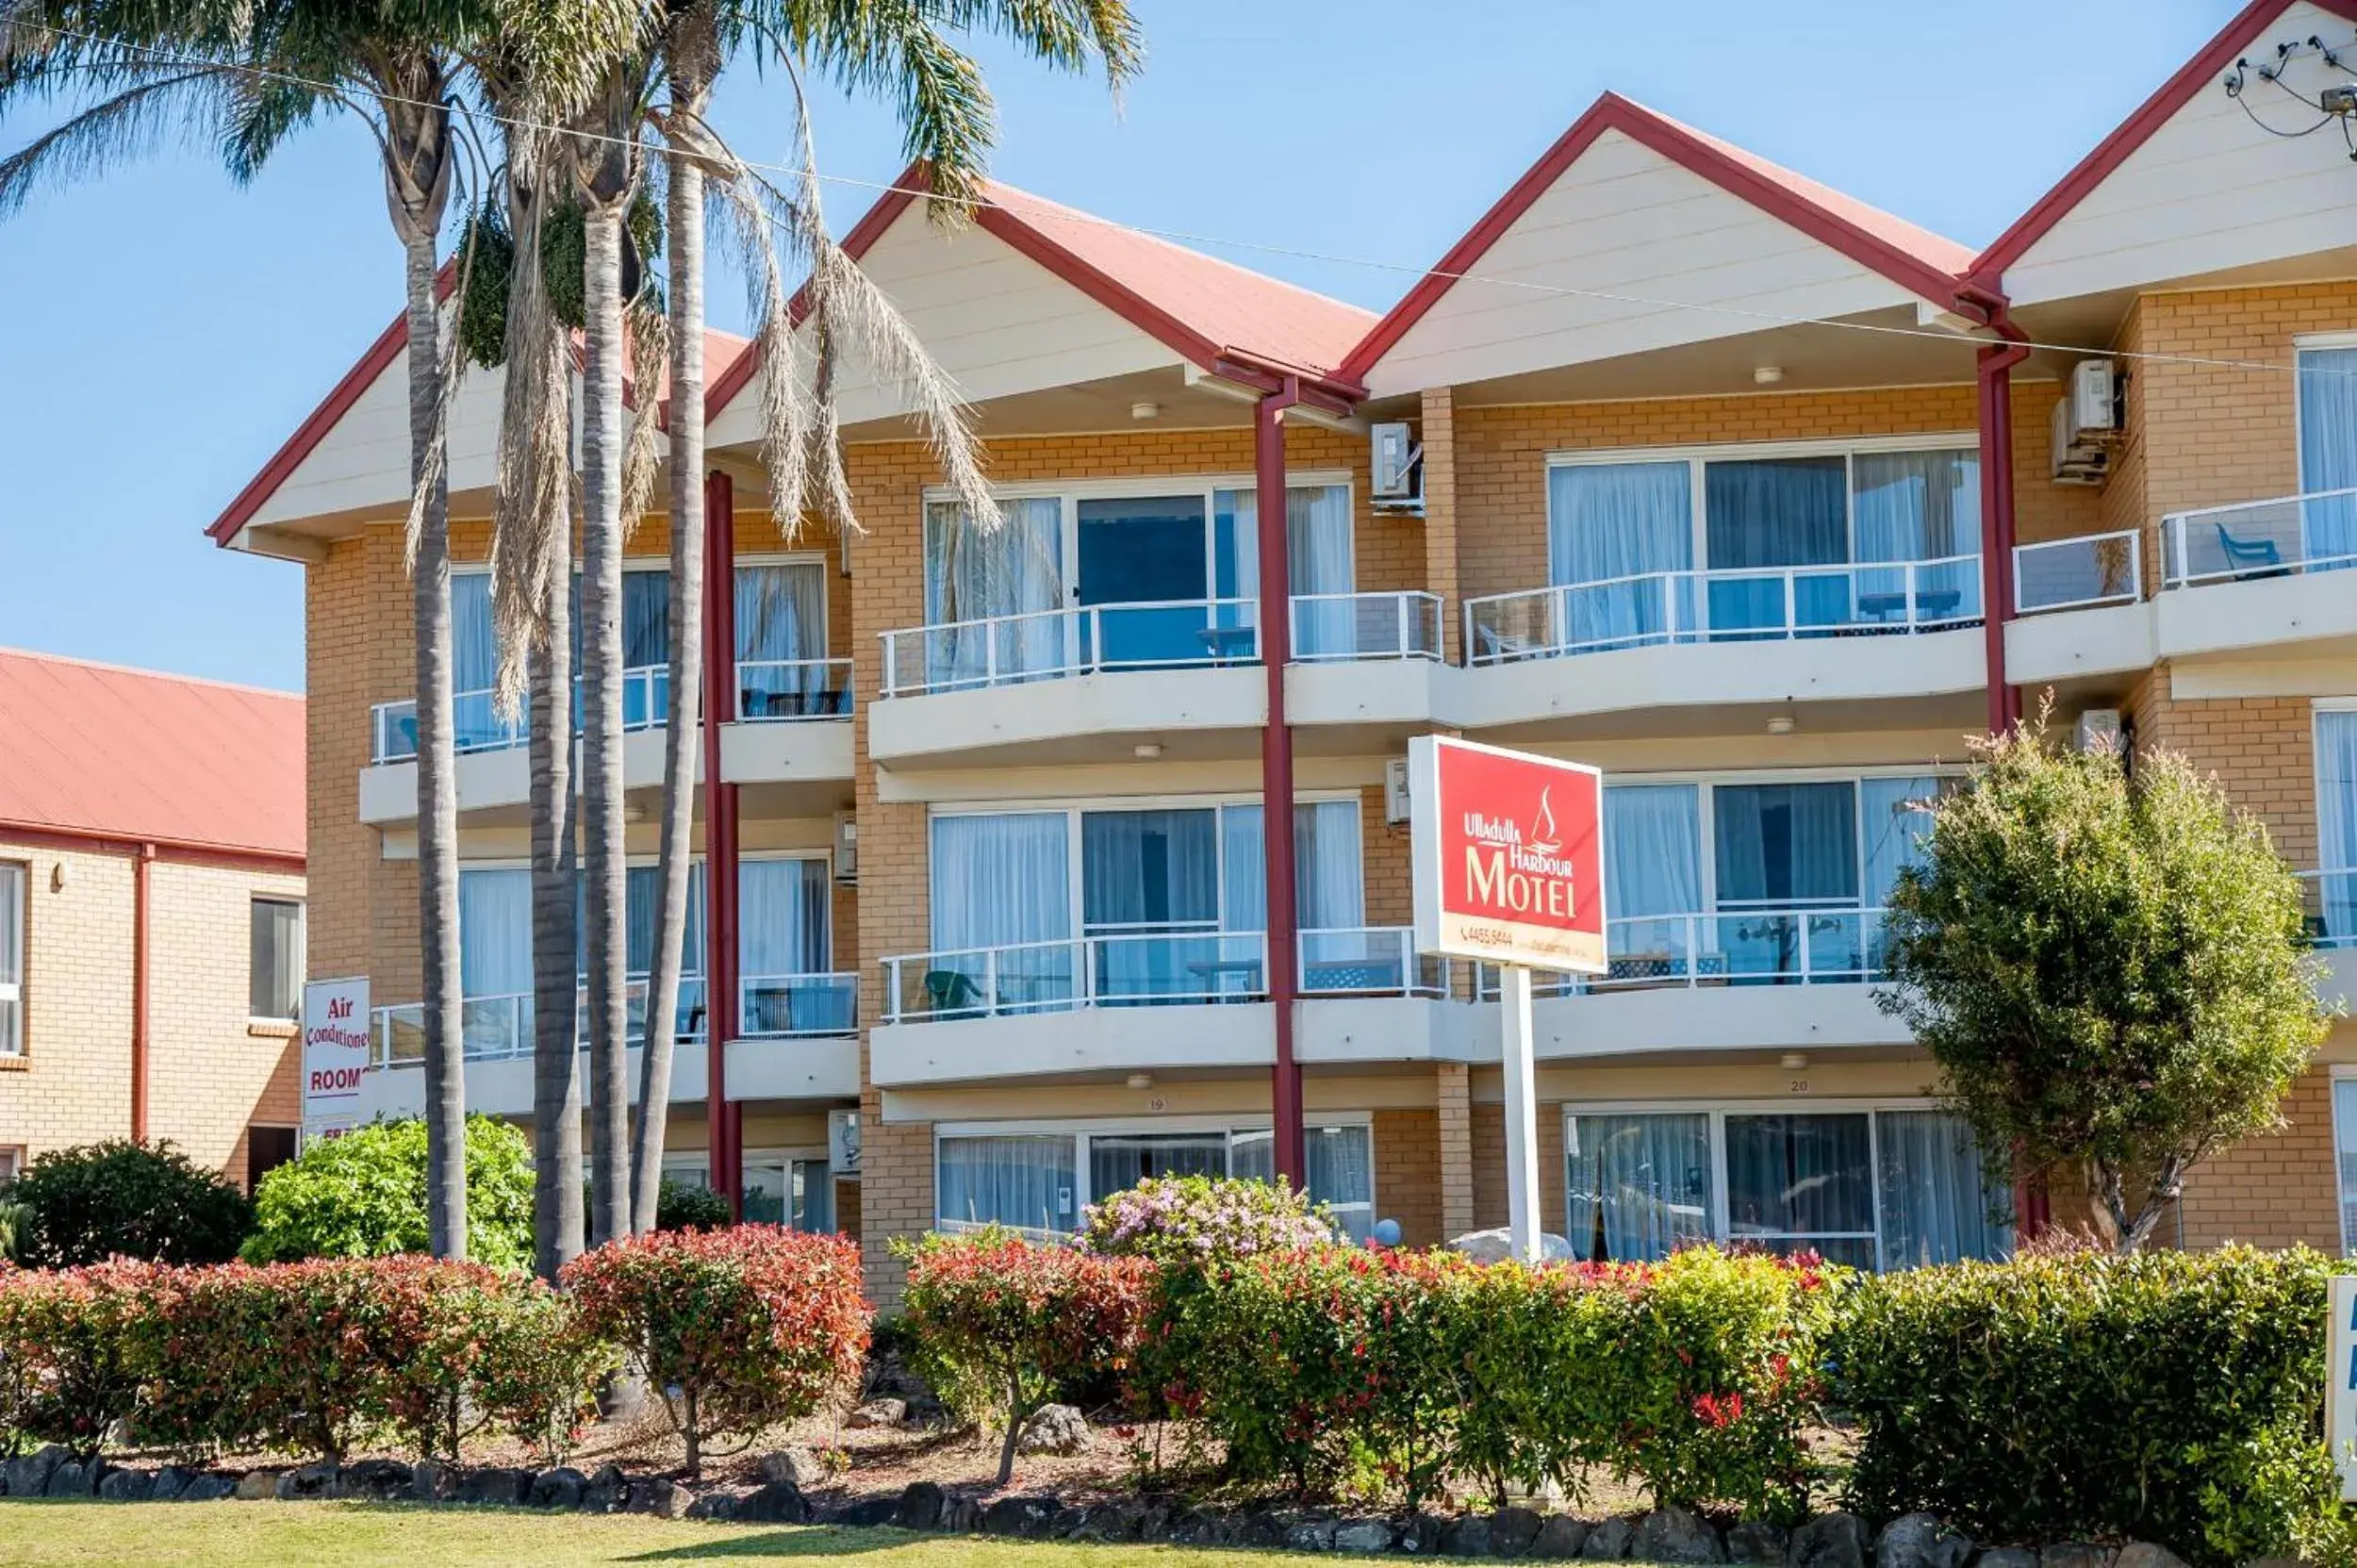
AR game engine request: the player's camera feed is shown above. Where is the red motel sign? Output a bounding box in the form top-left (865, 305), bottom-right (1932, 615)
top-left (1409, 735), bottom-right (1606, 974)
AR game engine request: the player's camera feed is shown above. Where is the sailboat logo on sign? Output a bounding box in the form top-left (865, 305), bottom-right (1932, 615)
top-left (1528, 787), bottom-right (1561, 856)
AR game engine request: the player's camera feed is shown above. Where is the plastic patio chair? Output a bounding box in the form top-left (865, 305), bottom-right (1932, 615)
top-left (2215, 521), bottom-right (2283, 577)
top-left (922, 968), bottom-right (983, 1014)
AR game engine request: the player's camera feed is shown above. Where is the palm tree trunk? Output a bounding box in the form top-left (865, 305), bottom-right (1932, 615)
top-left (632, 38), bottom-right (715, 1236)
top-left (404, 229), bottom-right (468, 1262)
top-left (531, 519), bottom-right (584, 1279)
top-left (581, 206), bottom-right (632, 1249)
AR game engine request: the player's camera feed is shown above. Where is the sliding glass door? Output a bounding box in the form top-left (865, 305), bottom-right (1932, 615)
top-left (740, 857), bottom-right (840, 1034)
top-left (1706, 457), bottom-right (1850, 634)
top-left (1077, 494), bottom-right (1216, 667)
top-left (735, 562), bottom-right (837, 717)
top-left (1082, 807), bottom-right (1224, 1000)
top-left (923, 497), bottom-right (1064, 688)
top-left (2318, 710), bottom-right (2357, 943)
top-left (1712, 782), bottom-right (1860, 981)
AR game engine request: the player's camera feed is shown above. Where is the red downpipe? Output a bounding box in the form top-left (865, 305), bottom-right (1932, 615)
top-left (1254, 379), bottom-right (1307, 1186)
top-left (700, 470), bottom-right (744, 1219)
top-left (1975, 317), bottom-right (2030, 736)
top-left (130, 843), bottom-right (155, 1144)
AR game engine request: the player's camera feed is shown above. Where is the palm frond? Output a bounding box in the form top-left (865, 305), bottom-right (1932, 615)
top-left (618, 289), bottom-right (668, 535)
top-left (0, 69), bottom-right (225, 218)
top-left (712, 147), bottom-right (814, 537)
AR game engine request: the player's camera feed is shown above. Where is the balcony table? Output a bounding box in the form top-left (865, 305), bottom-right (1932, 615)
top-left (1184, 957), bottom-right (1265, 996)
top-left (1195, 625), bottom-right (1257, 665)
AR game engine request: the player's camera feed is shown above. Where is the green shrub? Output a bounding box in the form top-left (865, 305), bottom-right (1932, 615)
top-left (7, 1141), bottom-right (250, 1267)
top-left (0, 1259), bottom-right (162, 1459)
top-left (565, 1226), bottom-right (869, 1477)
top-left (469, 1278), bottom-right (618, 1466)
top-left (899, 1229), bottom-right (1154, 1485)
top-left (1836, 1244), bottom-right (2337, 1565)
top-left (1080, 1175), bottom-right (1336, 1263)
top-left (241, 1115), bottom-right (533, 1271)
top-left (0, 1200), bottom-right (28, 1263)
top-left (655, 1178), bottom-right (732, 1232)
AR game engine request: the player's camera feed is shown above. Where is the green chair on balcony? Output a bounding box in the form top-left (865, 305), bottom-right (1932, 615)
top-left (922, 968), bottom-right (983, 1015)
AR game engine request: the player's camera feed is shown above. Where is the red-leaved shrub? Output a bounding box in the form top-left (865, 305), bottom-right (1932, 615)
top-left (0, 1259), bottom-right (162, 1459)
top-left (565, 1227), bottom-right (869, 1476)
top-left (898, 1230), bottom-right (1155, 1484)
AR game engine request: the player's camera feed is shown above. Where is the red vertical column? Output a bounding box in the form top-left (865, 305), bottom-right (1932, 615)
top-left (700, 471), bottom-right (744, 1217)
top-left (1255, 385), bottom-right (1306, 1186)
top-left (1977, 339), bottom-right (2029, 736)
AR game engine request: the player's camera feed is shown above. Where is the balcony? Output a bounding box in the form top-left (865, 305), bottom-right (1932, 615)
top-left (721, 657), bottom-right (856, 794)
top-left (2303, 869), bottom-right (2357, 1015)
top-left (2004, 529), bottom-right (2153, 687)
top-left (359, 667), bottom-right (674, 824)
top-left (1456, 558), bottom-right (1985, 728)
top-left (2155, 491), bottom-right (2357, 660)
top-left (370, 667), bottom-right (669, 765)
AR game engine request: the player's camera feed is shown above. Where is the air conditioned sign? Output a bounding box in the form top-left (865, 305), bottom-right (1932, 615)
top-left (302, 976), bottom-right (371, 1118)
top-left (1409, 735), bottom-right (1606, 974)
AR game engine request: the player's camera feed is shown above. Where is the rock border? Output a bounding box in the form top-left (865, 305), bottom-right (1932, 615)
top-left (0, 1444), bottom-right (2290, 1566)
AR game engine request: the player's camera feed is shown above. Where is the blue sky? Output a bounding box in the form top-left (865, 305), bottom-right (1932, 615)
top-left (0, 0), bottom-right (2249, 692)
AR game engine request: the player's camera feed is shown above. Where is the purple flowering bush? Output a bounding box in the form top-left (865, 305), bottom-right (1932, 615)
top-left (1080, 1175), bottom-right (1335, 1263)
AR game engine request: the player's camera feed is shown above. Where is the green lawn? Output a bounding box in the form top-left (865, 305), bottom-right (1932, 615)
top-left (0, 1500), bottom-right (1358, 1566)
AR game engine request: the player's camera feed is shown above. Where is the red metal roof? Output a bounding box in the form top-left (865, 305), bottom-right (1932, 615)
top-left (1341, 91), bottom-right (1974, 381)
top-left (0, 649), bottom-right (305, 862)
top-left (1970, 0), bottom-right (2357, 289)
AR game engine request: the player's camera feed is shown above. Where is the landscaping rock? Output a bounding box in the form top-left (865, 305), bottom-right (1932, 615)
top-left (6, 1445), bottom-right (64, 1499)
top-left (1235, 1509), bottom-right (1294, 1548)
top-left (733, 1481), bottom-right (812, 1525)
top-left (757, 1449), bottom-right (811, 1489)
top-left (1442, 1512), bottom-right (1493, 1556)
top-left (1492, 1507), bottom-right (1545, 1558)
top-left (2040, 1547), bottom-right (2115, 1568)
top-left (1636, 1506), bottom-right (1723, 1563)
top-left (1971, 1553), bottom-right (2037, 1568)
top-left (1876, 1512), bottom-right (1971, 1568)
top-left (1048, 1504), bottom-right (1091, 1540)
top-left (1337, 1517), bottom-right (1398, 1554)
top-left (233, 1471), bottom-right (282, 1502)
top-left (627, 1477), bottom-right (691, 1519)
top-left (150, 1465), bottom-right (197, 1503)
top-left (685, 1492), bottom-right (738, 1521)
top-left (980, 1494), bottom-right (1060, 1539)
top-left (1532, 1516), bottom-right (1589, 1559)
top-left (2112, 1547), bottom-right (2189, 1568)
top-left (1014, 1402), bottom-right (1093, 1456)
top-left (459, 1467), bottom-right (533, 1507)
top-left (274, 1464), bottom-right (338, 1501)
top-left (1287, 1517), bottom-right (1340, 1551)
top-left (942, 1496), bottom-right (983, 1533)
top-left (179, 1474), bottom-right (239, 1503)
top-left (894, 1480), bottom-right (947, 1531)
top-left (343, 1459), bottom-right (412, 1501)
top-left (1791, 1512), bottom-right (1871, 1568)
top-left (98, 1468), bottom-right (154, 1503)
top-left (831, 1494), bottom-right (900, 1527)
top-left (1725, 1521), bottom-right (1791, 1563)
top-left (581, 1464), bottom-right (630, 1514)
top-left (1580, 1516), bottom-right (1636, 1559)
top-left (846, 1397), bottom-right (906, 1429)
top-left (527, 1468), bottom-right (587, 1510)
top-left (1449, 1228), bottom-right (1578, 1263)
top-left (1398, 1512), bottom-right (1448, 1554)
top-left (411, 1460), bottom-right (460, 1503)
top-left (49, 1461), bottom-right (107, 1498)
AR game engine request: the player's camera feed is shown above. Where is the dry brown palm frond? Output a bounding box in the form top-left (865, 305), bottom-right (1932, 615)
top-left (711, 148), bottom-right (814, 539)
top-left (618, 292), bottom-right (668, 537)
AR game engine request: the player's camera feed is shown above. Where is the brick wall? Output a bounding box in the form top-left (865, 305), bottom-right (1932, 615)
top-left (0, 838), bottom-right (305, 1185)
top-left (1373, 1108), bottom-right (1441, 1248)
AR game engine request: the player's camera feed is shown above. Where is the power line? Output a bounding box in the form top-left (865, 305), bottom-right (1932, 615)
top-left (8, 15), bottom-right (2350, 382)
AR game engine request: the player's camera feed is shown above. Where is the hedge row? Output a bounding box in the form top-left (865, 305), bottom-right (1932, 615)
top-left (0, 1228), bottom-right (868, 1478)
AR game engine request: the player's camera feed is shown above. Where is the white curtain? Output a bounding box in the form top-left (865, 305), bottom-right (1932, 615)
top-left (931, 814), bottom-right (1070, 951)
top-left (1604, 785), bottom-right (1702, 978)
top-left (735, 562), bottom-right (831, 714)
top-left (458, 868), bottom-right (533, 996)
top-left (1724, 1113), bottom-right (1876, 1270)
top-left (1854, 450), bottom-right (1982, 622)
top-left (2298, 348), bottom-right (2357, 567)
top-left (449, 572), bottom-right (502, 751)
top-left (1547, 462), bottom-right (1693, 652)
top-left (621, 569), bottom-right (670, 668)
top-left (0, 863), bottom-right (22, 1056)
top-left (2337, 1079), bottom-right (2357, 1253)
top-left (1082, 809), bottom-right (1220, 999)
top-left (617, 863), bottom-right (704, 977)
top-left (2318, 712), bottom-right (2357, 941)
top-left (740, 858), bottom-right (828, 975)
top-left (1567, 1112), bottom-right (1712, 1263)
top-left (1221, 801), bottom-right (1363, 932)
top-left (1220, 484), bottom-right (1356, 655)
top-left (925, 497), bottom-right (1064, 685)
top-left (937, 1134), bottom-right (1078, 1235)
top-left (1088, 1132), bottom-right (1228, 1198)
top-left (1229, 1124), bottom-right (1375, 1242)
top-left (1861, 777), bottom-right (1946, 905)
top-left (1876, 1110), bottom-right (2011, 1267)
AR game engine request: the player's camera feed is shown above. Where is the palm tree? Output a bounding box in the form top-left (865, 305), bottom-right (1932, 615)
top-left (0, 0), bottom-right (483, 1260)
top-left (622, 0), bottom-right (1143, 1233)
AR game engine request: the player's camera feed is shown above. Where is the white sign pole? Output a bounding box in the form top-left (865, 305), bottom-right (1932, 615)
top-left (1500, 963), bottom-right (1541, 1263)
top-left (2332, 1275), bottom-right (2357, 1500)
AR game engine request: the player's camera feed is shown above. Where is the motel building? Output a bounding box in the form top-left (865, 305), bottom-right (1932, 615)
top-left (209, 0), bottom-right (2357, 1299)
top-left (0, 650), bottom-right (307, 1190)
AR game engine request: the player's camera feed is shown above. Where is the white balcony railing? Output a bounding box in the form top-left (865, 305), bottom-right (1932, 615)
top-left (739, 972), bottom-right (861, 1037)
top-left (370, 967), bottom-right (858, 1070)
top-left (878, 598), bottom-right (1260, 698)
top-left (1477, 905), bottom-right (1891, 999)
top-left (1297, 927), bottom-right (1452, 997)
top-left (369, 665), bottom-right (670, 765)
top-left (882, 930), bottom-right (1272, 1022)
top-left (2013, 530), bottom-right (2142, 614)
top-left (1463, 556), bottom-right (1981, 666)
top-left (1290, 593), bottom-right (1444, 662)
top-left (2301, 869), bottom-right (2357, 949)
top-left (735, 658), bottom-right (854, 721)
top-left (2162, 489), bottom-right (2357, 587)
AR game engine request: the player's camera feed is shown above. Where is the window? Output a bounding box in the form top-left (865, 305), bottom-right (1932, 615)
top-left (1566, 1106), bottom-right (2009, 1271)
top-left (2316, 708), bottom-right (2357, 944)
top-left (249, 898), bottom-right (304, 1021)
top-left (0, 1146), bottom-right (22, 1185)
top-left (936, 1122), bottom-right (1376, 1242)
top-left (0, 862), bottom-right (21, 1056)
top-left (2295, 346), bottom-right (2357, 569)
top-left (663, 1151), bottom-right (837, 1231)
top-left (735, 561), bottom-right (839, 717)
top-left (2335, 1076), bottom-right (2357, 1252)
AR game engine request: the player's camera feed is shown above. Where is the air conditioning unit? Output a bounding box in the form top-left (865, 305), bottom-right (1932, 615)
top-left (2051, 358), bottom-right (2118, 487)
top-left (1383, 757), bottom-right (1411, 825)
top-left (1370, 421), bottom-right (1423, 510)
top-left (832, 813), bottom-right (858, 884)
top-left (2076, 708), bottom-right (2124, 756)
top-left (828, 1109), bottom-right (862, 1176)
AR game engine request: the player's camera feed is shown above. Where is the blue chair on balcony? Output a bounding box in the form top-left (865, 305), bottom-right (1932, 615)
top-left (2215, 521), bottom-right (2283, 579)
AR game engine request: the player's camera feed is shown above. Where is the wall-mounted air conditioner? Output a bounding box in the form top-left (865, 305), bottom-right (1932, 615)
top-left (1383, 757), bottom-right (1410, 825)
top-left (2051, 358), bottom-right (2118, 487)
top-left (828, 1109), bottom-right (862, 1176)
top-left (1371, 421), bottom-right (1423, 512)
top-left (832, 813), bottom-right (858, 884)
top-left (2076, 708), bottom-right (2124, 756)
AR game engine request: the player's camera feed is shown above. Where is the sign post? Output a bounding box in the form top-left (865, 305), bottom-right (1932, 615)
top-left (2332, 1276), bottom-right (2357, 1499)
top-left (301, 976), bottom-right (371, 1145)
top-left (1409, 736), bottom-right (1606, 1263)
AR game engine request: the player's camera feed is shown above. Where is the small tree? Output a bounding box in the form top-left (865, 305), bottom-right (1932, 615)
top-left (8, 1141), bottom-right (250, 1267)
top-left (1878, 719), bottom-right (2331, 1251)
top-left (242, 1116), bottom-right (533, 1271)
